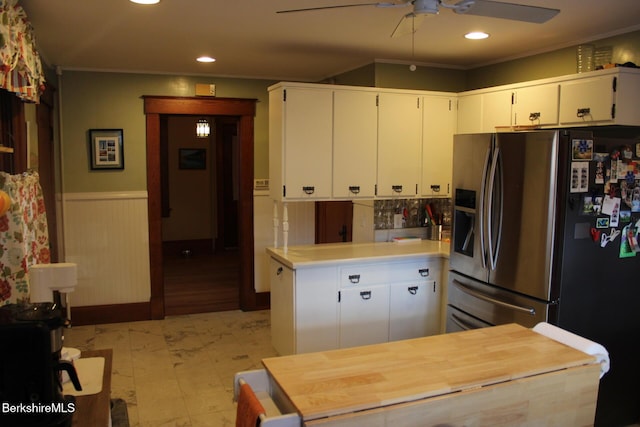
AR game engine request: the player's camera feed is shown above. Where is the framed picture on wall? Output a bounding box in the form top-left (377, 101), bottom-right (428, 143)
top-left (89, 129), bottom-right (124, 170)
top-left (179, 148), bottom-right (206, 170)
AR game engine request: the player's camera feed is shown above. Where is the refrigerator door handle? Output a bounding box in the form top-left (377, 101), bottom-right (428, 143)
top-left (479, 145), bottom-right (492, 269)
top-left (449, 312), bottom-right (478, 331)
top-left (489, 146), bottom-right (504, 270)
top-left (486, 145), bottom-right (498, 270)
top-left (452, 279), bottom-right (536, 316)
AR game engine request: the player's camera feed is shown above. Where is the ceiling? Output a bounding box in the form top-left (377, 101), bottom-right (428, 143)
top-left (20, 0), bottom-right (640, 82)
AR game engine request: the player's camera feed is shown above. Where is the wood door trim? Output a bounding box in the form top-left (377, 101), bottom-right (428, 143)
top-left (144, 96), bottom-right (259, 319)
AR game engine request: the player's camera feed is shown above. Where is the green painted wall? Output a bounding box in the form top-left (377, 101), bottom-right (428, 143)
top-left (373, 62), bottom-right (467, 92)
top-left (56, 30), bottom-right (640, 193)
top-left (328, 62), bottom-right (467, 92)
top-left (467, 30), bottom-right (640, 89)
top-left (59, 71), bottom-right (276, 192)
top-left (327, 63), bottom-right (376, 86)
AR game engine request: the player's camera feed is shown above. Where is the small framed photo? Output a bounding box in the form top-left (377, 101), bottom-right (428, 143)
top-left (572, 139), bottom-right (593, 161)
top-left (179, 148), bottom-right (206, 170)
top-left (89, 129), bottom-right (124, 170)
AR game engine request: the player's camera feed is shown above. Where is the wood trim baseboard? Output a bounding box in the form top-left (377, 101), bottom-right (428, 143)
top-left (254, 292), bottom-right (270, 311)
top-left (71, 302), bottom-right (150, 326)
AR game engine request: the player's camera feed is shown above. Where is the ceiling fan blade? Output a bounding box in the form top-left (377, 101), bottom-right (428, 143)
top-left (391, 13), bottom-right (426, 38)
top-left (458, 0), bottom-right (560, 23)
top-left (277, 2), bottom-right (397, 14)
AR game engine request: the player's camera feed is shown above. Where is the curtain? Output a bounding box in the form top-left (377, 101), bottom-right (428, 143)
top-left (0, 171), bottom-right (49, 305)
top-left (0, 0), bottom-right (45, 103)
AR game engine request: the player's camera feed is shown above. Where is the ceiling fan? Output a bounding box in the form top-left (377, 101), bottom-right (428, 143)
top-left (277, 0), bottom-right (560, 37)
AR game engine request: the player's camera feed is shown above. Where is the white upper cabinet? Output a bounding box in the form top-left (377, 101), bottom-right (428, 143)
top-left (333, 89), bottom-right (378, 198)
top-left (269, 85), bottom-right (333, 201)
top-left (269, 68), bottom-right (640, 203)
top-left (512, 83), bottom-right (559, 126)
top-left (559, 75), bottom-right (615, 125)
top-left (377, 92), bottom-right (422, 197)
top-left (481, 90), bottom-right (513, 132)
top-left (457, 93), bottom-right (483, 134)
top-left (559, 68), bottom-right (640, 126)
top-left (422, 96), bottom-right (456, 197)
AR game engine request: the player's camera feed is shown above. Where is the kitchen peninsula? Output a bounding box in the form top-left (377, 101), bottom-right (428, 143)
top-left (267, 240), bottom-right (449, 355)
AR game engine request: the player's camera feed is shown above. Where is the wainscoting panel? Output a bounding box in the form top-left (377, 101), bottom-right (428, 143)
top-left (253, 195), bottom-right (315, 293)
top-left (62, 192), bottom-right (151, 307)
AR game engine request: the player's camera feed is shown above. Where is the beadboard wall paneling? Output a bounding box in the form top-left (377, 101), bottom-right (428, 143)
top-left (62, 191), bottom-right (151, 307)
top-left (254, 195), bottom-right (315, 292)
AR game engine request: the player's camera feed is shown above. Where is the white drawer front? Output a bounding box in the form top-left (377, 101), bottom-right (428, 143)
top-left (340, 260), bottom-right (432, 287)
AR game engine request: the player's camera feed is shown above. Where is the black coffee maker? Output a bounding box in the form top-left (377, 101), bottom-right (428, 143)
top-left (0, 303), bottom-right (82, 427)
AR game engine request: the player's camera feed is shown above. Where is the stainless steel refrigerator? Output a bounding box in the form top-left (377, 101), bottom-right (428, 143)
top-left (447, 128), bottom-right (640, 426)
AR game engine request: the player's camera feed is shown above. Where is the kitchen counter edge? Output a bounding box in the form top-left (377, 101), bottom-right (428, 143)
top-left (266, 240), bottom-right (449, 269)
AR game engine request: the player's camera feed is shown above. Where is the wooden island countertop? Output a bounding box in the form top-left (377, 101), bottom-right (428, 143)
top-left (266, 240), bottom-right (449, 269)
top-left (261, 323), bottom-right (600, 424)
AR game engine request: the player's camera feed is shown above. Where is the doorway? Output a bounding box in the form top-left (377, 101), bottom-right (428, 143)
top-left (161, 115), bottom-right (241, 315)
top-left (315, 201), bottom-right (353, 243)
top-left (144, 96), bottom-right (264, 319)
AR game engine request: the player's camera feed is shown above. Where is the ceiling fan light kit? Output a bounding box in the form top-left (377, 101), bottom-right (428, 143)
top-left (276, 0), bottom-right (559, 71)
top-left (277, 0), bottom-right (560, 37)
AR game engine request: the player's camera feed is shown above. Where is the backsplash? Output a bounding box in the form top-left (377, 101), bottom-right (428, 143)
top-left (373, 198), bottom-right (452, 230)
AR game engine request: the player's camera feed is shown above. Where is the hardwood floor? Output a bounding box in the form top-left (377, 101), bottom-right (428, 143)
top-left (163, 247), bottom-right (240, 316)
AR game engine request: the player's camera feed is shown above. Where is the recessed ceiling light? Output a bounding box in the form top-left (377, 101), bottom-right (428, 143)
top-left (197, 56), bottom-right (216, 63)
top-left (465, 31), bottom-right (489, 40)
top-left (130, 0), bottom-right (160, 4)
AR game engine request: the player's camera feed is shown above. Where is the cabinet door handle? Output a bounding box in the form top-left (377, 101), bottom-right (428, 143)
top-left (529, 112), bottom-right (541, 121)
top-left (348, 186), bottom-right (360, 194)
top-left (302, 186), bottom-right (315, 195)
top-left (348, 274), bottom-right (361, 284)
top-left (408, 286), bottom-right (418, 295)
top-left (419, 268), bottom-right (429, 277)
top-left (392, 185), bottom-right (403, 193)
top-left (276, 267), bottom-right (283, 275)
top-left (576, 107), bottom-right (591, 118)
top-left (360, 291), bottom-right (372, 300)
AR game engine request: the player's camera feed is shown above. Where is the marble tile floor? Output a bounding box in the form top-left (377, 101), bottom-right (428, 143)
top-left (63, 309), bottom-right (277, 427)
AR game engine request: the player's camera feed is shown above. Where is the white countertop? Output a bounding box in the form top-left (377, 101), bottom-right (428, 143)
top-left (266, 240), bottom-right (449, 269)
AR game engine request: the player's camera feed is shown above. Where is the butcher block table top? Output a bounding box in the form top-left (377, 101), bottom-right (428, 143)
top-left (261, 323), bottom-right (598, 422)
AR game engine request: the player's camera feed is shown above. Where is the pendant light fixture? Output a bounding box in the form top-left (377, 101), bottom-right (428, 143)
top-left (196, 118), bottom-right (210, 138)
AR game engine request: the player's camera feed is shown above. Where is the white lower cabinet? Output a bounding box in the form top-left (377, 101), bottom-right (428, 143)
top-left (389, 281), bottom-right (438, 341)
top-left (338, 259), bottom-right (442, 349)
top-left (270, 259), bottom-right (295, 356)
top-left (270, 258), bottom-right (338, 356)
top-left (271, 256), bottom-right (443, 355)
top-left (339, 284), bottom-right (389, 348)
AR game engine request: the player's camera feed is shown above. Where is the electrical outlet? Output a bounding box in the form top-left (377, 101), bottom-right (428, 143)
top-left (254, 179), bottom-right (269, 191)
